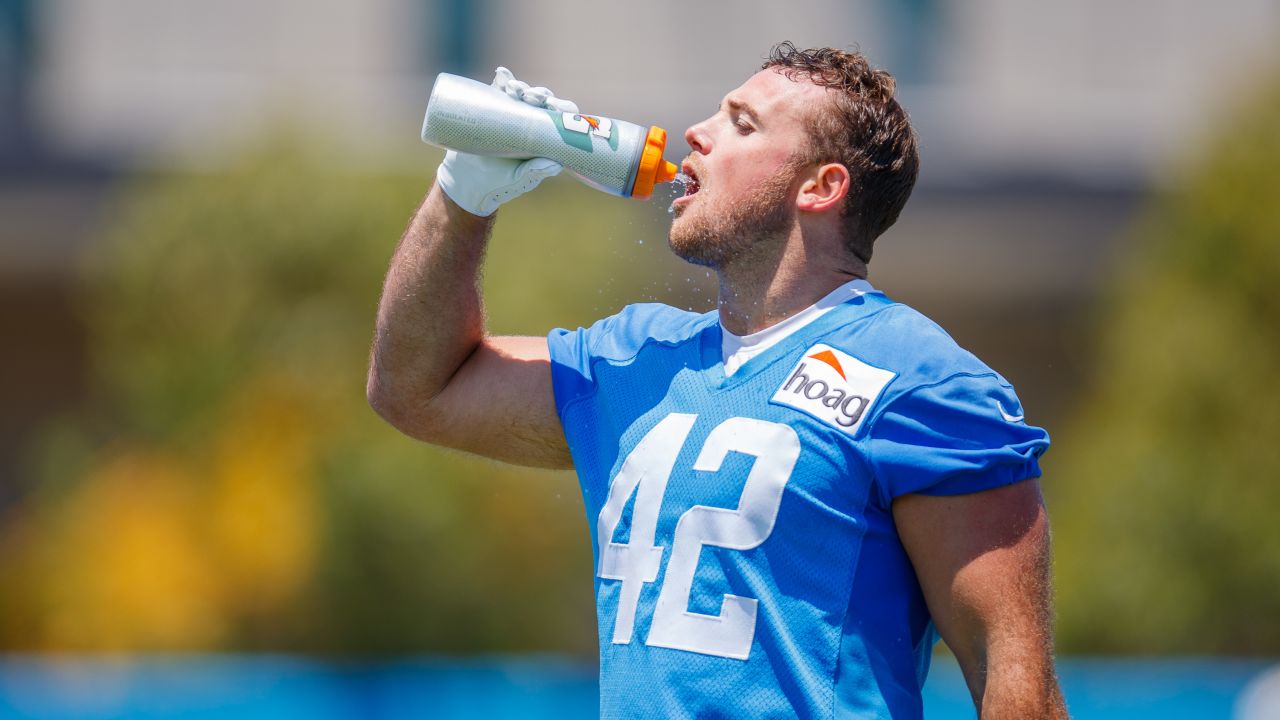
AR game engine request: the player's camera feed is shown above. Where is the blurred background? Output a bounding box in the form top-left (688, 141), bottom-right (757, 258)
top-left (2, 0), bottom-right (1279, 717)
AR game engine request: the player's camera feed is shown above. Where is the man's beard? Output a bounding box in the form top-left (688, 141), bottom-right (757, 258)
top-left (668, 168), bottom-right (796, 268)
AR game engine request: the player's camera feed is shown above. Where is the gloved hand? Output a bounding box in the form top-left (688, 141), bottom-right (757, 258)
top-left (436, 67), bottom-right (580, 217)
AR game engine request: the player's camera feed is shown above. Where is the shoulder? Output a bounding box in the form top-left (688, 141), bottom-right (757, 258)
top-left (546, 302), bottom-right (714, 422)
top-left (553, 302), bottom-right (714, 364)
top-left (829, 298), bottom-right (1049, 502)
top-left (547, 302), bottom-right (713, 377)
top-left (600, 302), bottom-right (713, 353)
top-left (825, 297), bottom-right (1009, 396)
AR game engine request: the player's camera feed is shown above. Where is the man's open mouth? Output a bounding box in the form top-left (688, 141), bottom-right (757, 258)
top-left (680, 163), bottom-right (701, 198)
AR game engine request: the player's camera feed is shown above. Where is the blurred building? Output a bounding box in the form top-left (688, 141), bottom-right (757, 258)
top-left (3, 0), bottom-right (1279, 484)
top-left (22, 0), bottom-right (1280, 181)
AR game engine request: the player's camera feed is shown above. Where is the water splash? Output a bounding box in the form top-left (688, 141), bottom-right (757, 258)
top-left (666, 172), bottom-right (693, 214)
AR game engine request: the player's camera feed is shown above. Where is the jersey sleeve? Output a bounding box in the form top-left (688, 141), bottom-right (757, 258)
top-left (545, 312), bottom-right (615, 421)
top-left (547, 303), bottom-right (709, 480)
top-left (545, 303), bottom-right (706, 424)
top-left (864, 372), bottom-right (1049, 505)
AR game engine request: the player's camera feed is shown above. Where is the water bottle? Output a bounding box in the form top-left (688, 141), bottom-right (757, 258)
top-left (421, 72), bottom-right (678, 200)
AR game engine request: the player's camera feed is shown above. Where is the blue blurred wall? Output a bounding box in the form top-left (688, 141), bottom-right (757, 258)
top-left (0, 655), bottom-right (1273, 719)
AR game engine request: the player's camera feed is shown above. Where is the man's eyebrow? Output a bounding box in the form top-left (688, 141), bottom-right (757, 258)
top-left (723, 97), bottom-right (761, 124)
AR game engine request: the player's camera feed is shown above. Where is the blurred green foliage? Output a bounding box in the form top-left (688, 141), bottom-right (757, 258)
top-left (2, 133), bottom-right (708, 655)
top-left (1048, 73), bottom-right (1280, 654)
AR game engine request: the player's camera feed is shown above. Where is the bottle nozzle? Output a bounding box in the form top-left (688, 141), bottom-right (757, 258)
top-left (656, 160), bottom-right (678, 185)
top-left (632, 126), bottom-right (676, 200)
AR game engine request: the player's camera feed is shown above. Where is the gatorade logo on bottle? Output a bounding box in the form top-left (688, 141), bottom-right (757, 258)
top-left (550, 110), bottom-right (620, 152)
top-left (562, 113), bottom-right (612, 139)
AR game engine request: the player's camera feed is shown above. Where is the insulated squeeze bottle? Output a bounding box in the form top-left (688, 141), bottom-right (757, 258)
top-left (421, 72), bottom-right (678, 200)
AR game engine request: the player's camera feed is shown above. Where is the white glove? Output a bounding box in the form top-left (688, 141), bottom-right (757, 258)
top-left (436, 67), bottom-right (579, 217)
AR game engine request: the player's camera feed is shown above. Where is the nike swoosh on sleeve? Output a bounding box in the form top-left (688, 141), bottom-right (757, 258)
top-left (995, 401), bottom-right (1025, 423)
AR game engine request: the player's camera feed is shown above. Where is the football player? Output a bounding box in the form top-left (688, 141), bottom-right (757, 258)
top-left (368, 42), bottom-right (1068, 720)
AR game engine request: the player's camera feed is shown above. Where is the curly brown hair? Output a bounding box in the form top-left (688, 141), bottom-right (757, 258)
top-left (763, 42), bottom-right (919, 263)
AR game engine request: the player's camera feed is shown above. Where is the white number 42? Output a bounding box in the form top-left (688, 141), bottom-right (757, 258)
top-left (596, 414), bottom-right (800, 660)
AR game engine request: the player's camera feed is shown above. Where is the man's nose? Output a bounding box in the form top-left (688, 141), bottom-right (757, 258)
top-left (684, 121), bottom-right (710, 155)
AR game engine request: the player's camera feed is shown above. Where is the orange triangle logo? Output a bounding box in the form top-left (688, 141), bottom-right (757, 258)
top-left (807, 349), bottom-right (846, 380)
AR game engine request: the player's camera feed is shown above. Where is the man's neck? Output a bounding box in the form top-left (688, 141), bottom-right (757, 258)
top-left (714, 238), bottom-right (866, 336)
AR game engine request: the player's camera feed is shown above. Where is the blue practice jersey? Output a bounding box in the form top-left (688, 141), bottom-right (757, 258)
top-left (546, 291), bottom-right (1049, 719)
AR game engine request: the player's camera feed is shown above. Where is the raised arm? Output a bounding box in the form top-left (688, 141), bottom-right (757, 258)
top-left (893, 479), bottom-right (1069, 719)
top-left (366, 184), bottom-right (571, 469)
top-left (366, 67), bottom-right (579, 469)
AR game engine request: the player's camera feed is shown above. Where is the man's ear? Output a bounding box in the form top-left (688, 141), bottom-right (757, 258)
top-left (796, 163), bottom-right (850, 213)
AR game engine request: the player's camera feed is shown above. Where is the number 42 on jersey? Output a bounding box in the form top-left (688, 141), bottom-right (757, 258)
top-left (596, 413), bottom-right (800, 661)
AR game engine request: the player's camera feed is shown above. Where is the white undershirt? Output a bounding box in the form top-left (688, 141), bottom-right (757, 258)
top-left (721, 278), bottom-right (878, 377)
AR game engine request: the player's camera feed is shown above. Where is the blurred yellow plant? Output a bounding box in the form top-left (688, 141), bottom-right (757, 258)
top-left (38, 449), bottom-right (227, 650)
top-left (207, 378), bottom-right (319, 615)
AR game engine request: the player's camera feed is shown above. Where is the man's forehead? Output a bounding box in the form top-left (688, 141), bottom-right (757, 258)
top-left (721, 69), bottom-right (830, 119)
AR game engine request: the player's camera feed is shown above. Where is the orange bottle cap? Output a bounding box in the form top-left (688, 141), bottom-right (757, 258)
top-left (631, 126), bottom-right (678, 200)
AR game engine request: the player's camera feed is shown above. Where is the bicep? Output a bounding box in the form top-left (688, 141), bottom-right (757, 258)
top-left (892, 480), bottom-right (1053, 702)
top-left (403, 335), bottom-right (573, 469)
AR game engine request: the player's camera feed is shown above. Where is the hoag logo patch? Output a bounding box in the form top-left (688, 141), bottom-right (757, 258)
top-left (769, 344), bottom-right (896, 436)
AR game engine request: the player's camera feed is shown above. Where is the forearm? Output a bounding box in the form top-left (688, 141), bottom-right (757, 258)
top-left (978, 646), bottom-right (1068, 719)
top-left (968, 508), bottom-right (1068, 719)
top-left (367, 182), bottom-right (494, 419)
top-left (895, 482), bottom-right (1070, 719)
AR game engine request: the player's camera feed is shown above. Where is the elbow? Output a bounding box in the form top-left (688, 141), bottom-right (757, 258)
top-left (365, 365), bottom-right (401, 426)
top-left (366, 371), bottom-right (396, 424)
top-left (366, 363), bottom-right (444, 442)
